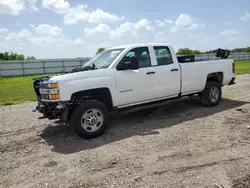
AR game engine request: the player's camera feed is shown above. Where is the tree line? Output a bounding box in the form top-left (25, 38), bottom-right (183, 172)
top-left (0, 52), bottom-right (36, 60)
top-left (176, 46), bottom-right (250, 55)
top-left (96, 46), bottom-right (250, 56)
top-left (2, 46), bottom-right (250, 61)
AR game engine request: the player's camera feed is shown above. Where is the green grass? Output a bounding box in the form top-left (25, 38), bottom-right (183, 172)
top-left (0, 60), bottom-right (250, 105)
top-left (0, 74), bottom-right (56, 105)
top-left (235, 60), bottom-right (250, 75)
top-left (0, 76), bottom-right (37, 105)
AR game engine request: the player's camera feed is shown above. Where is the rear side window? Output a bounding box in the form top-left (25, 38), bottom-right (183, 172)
top-left (153, 46), bottom-right (173, 66)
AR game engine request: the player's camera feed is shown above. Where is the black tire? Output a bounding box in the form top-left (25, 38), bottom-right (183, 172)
top-left (70, 100), bottom-right (109, 139)
top-left (199, 81), bottom-right (222, 107)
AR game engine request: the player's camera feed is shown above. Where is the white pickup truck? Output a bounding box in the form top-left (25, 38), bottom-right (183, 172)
top-left (34, 43), bottom-right (236, 139)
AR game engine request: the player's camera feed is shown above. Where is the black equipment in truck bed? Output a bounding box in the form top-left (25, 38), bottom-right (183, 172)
top-left (177, 55), bottom-right (195, 63)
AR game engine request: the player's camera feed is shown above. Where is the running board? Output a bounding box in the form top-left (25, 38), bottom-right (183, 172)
top-left (122, 96), bottom-right (190, 114)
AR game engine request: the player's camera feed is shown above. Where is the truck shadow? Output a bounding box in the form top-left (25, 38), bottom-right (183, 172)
top-left (40, 97), bottom-right (249, 154)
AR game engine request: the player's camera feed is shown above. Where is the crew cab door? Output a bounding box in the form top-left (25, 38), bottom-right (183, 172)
top-left (114, 47), bottom-right (157, 107)
top-left (152, 46), bottom-right (181, 99)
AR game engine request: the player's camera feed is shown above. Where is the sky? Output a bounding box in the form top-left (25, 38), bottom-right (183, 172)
top-left (0, 0), bottom-right (249, 59)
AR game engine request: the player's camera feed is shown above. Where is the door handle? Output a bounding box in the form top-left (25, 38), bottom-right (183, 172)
top-left (146, 71), bottom-right (155, 75)
top-left (171, 68), bottom-right (179, 72)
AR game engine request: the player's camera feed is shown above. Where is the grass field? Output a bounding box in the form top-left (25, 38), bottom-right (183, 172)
top-left (234, 60), bottom-right (250, 75)
top-left (0, 74), bottom-right (57, 105)
top-left (0, 60), bottom-right (250, 105)
top-left (0, 75), bottom-right (40, 105)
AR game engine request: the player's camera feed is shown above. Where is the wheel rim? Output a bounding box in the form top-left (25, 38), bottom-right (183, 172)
top-left (81, 109), bottom-right (104, 132)
top-left (209, 87), bottom-right (219, 103)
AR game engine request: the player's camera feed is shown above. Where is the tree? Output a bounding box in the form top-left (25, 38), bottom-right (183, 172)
top-left (3, 51), bottom-right (9, 60)
top-left (243, 47), bottom-right (250, 52)
top-left (0, 51), bottom-right (30, 60)
top-left (9, 52), bottom-right (18, 60)
top-left (96, 47), bottom-right (106, 55)
top-left (176, 48), bottom-right (194, 55)
top-left (17, 54), bottom-right (25, 60)
top-left (192, 50), bottom-right (201, 54)
top-left (0, 52), bottom-right (4, 60)
top-left (26, 56), bottom-right (36, 60)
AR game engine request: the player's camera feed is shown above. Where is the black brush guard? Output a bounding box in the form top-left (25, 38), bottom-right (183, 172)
top-left (33, 75), bottom-right (51, 113)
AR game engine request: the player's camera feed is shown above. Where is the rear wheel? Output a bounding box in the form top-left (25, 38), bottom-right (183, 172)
top-left (199, 81), bottom-right (222, 107)
top-left (70, 100), bottom-right (109, 139)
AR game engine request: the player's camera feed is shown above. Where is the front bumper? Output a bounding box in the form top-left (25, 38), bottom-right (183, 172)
top-left (228, 76), bottom-right (236, 85)
top-left (36, 101), bottom-right (69, 121)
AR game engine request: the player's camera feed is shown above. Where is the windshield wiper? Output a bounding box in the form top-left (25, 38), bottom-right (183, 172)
top-left (84, 63), bottom-right (96, 70)
top-left (71, 63), bottom-right (97, 73)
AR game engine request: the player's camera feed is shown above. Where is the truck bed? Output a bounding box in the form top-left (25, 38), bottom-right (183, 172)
top-left (177, 49), bottom-right (231, 63)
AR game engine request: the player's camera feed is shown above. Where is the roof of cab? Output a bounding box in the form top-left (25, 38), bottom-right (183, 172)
top-left (108, 43), bottom-right (171, 50)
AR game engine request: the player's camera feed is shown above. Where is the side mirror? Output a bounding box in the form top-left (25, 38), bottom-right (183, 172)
top-left (117, 56), bottom-right (130, 70)
top-left (130, 55), bottom-right (139, 70)
top-left (117, 55), bottom-right (139, 71)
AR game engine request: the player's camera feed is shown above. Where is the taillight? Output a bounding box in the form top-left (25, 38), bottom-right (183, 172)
top-left (232, 62), bottom-right (235, 73)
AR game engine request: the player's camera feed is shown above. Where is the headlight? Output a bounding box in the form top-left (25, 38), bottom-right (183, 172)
top-left (40, 82), bottom-right (60, 101)
top-left (49, 83), bottom-right (58, 89)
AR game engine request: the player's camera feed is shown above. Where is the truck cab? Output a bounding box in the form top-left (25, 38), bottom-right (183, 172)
top-left (34, 43), bottom-right (236, 139)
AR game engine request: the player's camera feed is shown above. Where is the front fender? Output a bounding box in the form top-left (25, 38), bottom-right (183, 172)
top-left (58, 76), bottom-right (117, 106)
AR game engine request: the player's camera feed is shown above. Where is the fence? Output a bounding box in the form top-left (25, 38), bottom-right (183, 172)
top-left (0, 53), bottom-right (250, 77)
top-left (0, 58), bottom-right (90, 77)
top-left (194, 52), bottom-right (250, 61)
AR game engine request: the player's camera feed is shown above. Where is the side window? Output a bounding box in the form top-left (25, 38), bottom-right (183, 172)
top-left (153, 46), bottom-right (173, 66)
top-left (125, 51), bottom-right (135, 57)
top-left (122, 47), bottom-right (151, 68)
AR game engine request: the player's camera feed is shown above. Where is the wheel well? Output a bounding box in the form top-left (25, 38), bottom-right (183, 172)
top-left (207, 72), bottom-right (223, 85)
top-left (71, 88), bottom-right (113, 111)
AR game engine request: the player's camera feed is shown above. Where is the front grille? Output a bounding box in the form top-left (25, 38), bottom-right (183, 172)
top-left (40, 83), bottom-right (49, 89)
top-left (41, 94), bottom-right (50, 100)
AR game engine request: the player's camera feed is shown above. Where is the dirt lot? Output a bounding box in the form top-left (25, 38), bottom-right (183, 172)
top-left (1, 74), bottom-right (250, 188)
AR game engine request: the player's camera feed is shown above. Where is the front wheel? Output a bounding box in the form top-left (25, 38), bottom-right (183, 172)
top-left (199, 81), bottom-right (222, 107)
top-left (70, 100), bottom-right (109, 139)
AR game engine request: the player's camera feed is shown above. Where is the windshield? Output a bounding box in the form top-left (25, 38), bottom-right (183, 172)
top-left (83, 48), bottom-right (125, 69)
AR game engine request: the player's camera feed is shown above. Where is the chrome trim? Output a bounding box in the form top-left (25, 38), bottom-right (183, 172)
top-left (40, 89), bottom-right (59, 94)
top-left (41, 99), bottom-right (61, 102)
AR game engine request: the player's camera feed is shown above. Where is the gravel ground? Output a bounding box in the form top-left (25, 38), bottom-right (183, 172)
top-left (1, 74), bottom-right (250, 188)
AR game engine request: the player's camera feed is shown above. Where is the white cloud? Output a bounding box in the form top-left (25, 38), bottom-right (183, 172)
top-left (0, 0), bottom-right (25, 15)
top-left (225, 21), bottom-right (231, 24)
top-left (0, 28), bottom-right (9, 34)
top-left (74, 38), bottom-right (85, 45)
top-left (88, 8), bottom-right (124, 23)
top-left (171, 14), bottom-right (202, 32)
top-left (218, 29), bottom-right (239, 37)
top-left (64, 4), bottom-right (123, 24)
top-left (155, 19), bottom-right (173, 27)
top-left (240, 12), bottom-right (250, 21)
top-left (155, 20), bottom-right (166, 27)
top-left (0, 24), bottom-right (87, 58)
top-left (111, 19), bottom-right (153, 37)
top-left (154, 32), bottom-right (167, 41)
top-left (155, 32), bottom-right (165, 37)
top-left (84, 19), bottom-right (153, 38)
top-left (84, 23), bottom-right (111, 36)
top-left (0, 28), bottom-right (9, 40)
top-left (164, 19), bottom-right (173, 24)
top-left (26, 0), bottom-right (38, 11)
top-left (0, 0), bottom-right (38, 15)
top-left (42, 0), bottom-right (70, 14)
top-left (31, 24), bottom-right (63, 37)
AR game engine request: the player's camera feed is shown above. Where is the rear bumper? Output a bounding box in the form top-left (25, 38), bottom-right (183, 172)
top-left (228, 76), bottom-right (236, 85)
